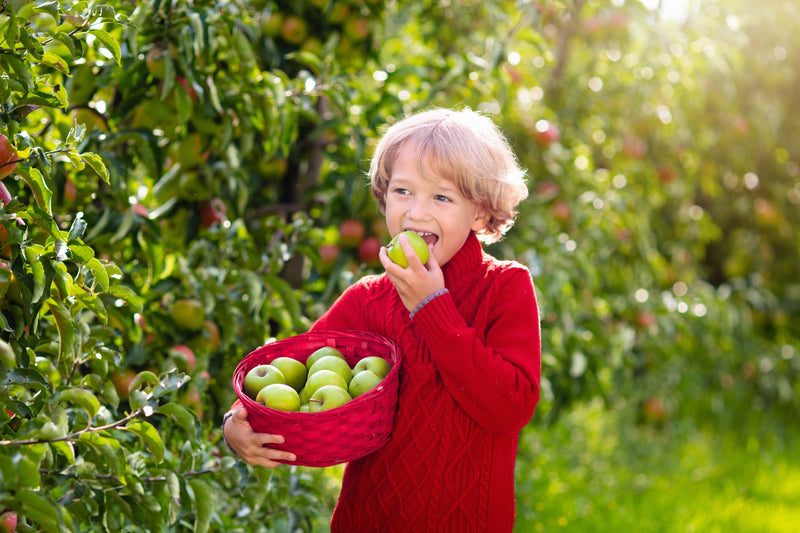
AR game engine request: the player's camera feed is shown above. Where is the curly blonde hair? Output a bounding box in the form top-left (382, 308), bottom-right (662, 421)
top-left (369, 108), bottom-right (528, 243)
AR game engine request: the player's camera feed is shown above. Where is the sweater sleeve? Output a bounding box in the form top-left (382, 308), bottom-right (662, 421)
top-left (412, 267), bottom-right (541, 432)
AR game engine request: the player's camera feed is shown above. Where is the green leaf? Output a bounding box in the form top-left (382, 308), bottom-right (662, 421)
top-left (5, 8), bottom-right (20, 48)
top-left (86, 257), bottom-right (109, 291)
top-left (107, 284), bottom-right (144, 313)
top-left (40, 51), bottom-right (70, 74)
top-left (46, 299), bottom-right (76, 360)
top-left (80, 152), bottom-right (110, 183)
top-left (16, 489), bottom-right (64, 532)
top-left (124, 420), bottom-right (164, 463)
top-left (2, 52), bottom-right (32, 91)
top-left (188, 479), bottom-right (214, 533)
top-left (18, 167), bottom-right (53, 214)
top-left (0, 338), bottom-right (16, 368)
top-left (50, 438), bottom-right (76, 463)
top-left (89, 28), bottom-right (121, 64)
top-left (157, 403), bottom-right (196, 434)
top-left (2, 368), bottom-right (49, 391)
top-left (59, 387), bottom-right (101, 418)
top-left (264, 274), bottom-right (302, 331)
top-left (68, 242), bottom-right (95, 262)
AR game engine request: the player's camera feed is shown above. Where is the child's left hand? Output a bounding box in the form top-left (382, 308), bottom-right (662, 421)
top-left (379, 234), bottom-right (444, 313)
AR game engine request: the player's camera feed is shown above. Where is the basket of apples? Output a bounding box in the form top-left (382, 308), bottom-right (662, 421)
top-left (232, 330), bottom-right (401, 467)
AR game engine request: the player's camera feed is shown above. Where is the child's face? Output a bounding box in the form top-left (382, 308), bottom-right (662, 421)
top-left (383, 145), bottom-right (488, 267)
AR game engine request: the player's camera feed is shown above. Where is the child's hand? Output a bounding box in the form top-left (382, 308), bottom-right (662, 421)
top-left (223, 407), bottom-right (296, 467)
top-left (379, 233), bottom-right (445, 313)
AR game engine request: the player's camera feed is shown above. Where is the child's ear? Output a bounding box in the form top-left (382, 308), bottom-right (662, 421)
top-left (470, 207), bottom-right (491, 232)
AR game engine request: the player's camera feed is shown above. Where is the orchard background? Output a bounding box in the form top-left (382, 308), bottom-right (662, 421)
top-left (1, 0), bottom-right (798, 531)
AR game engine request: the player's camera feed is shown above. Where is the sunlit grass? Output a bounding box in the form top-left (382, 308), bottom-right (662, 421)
top-left (514, 400), bottom-right (800, 532)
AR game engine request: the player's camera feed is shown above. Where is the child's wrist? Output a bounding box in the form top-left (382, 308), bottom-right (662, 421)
top-left (221, 411), bottom-right (238, 456)
top-left (409, 288), bottom-right (449, 319)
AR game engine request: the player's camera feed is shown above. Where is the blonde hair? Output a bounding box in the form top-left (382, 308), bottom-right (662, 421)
top-left (369, 107), bottom-right (528, 243)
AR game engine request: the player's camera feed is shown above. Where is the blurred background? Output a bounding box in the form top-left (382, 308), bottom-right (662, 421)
top-left (1, 0), bottom-right (798, 531)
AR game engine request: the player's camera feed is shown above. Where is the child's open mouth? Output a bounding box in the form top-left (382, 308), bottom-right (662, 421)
top-left (410, 231), bottom-right (438, 247)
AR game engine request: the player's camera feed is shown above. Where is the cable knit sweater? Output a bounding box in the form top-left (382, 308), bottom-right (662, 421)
top-left (311, 233), bottom-right (541, 532)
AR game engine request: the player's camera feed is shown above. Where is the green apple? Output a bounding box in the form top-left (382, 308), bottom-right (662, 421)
top-left (299, 403), bottom-right (310, 413)
top-left (349, 369), bottom-right (383, 398)
top-left (353, 356), bottom-right (392, 378)
top-left (243, 364), bottom-right (286, 399)
top-left (308, 355), bottom-right (353, 385)
top-left (386, 230), bottom-right (430, 268)
top-left (303, 369), bottom-right (348, 399)
top-left (309, 385), bottom-right (351, 412)
top-left (270, 357), bottom-right (307, 391)
top-left (305, 346), bottom-right (345, 370)
top-left (255, 383), bottom-right (301, 412)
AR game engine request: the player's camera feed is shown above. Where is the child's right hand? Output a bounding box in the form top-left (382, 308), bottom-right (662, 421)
top-left (223, 407), bottom-right (297, 467)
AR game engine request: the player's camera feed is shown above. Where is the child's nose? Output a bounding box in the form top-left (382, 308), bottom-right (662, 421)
top-left (408, 197), bottom-right (429, 219)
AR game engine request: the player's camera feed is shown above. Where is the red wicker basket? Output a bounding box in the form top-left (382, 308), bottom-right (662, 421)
top-left (232, 330), bottom-right (401, 467)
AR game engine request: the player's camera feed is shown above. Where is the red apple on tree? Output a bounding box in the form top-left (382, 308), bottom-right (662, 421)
top-left (0, 134), bottom-right (19, 180)
top-left (0, 510), bottom-right (17, 533)
top-left (318, 243), bottom-right (341, 273)
top-left (0, 182), bottom-right (11, 206)
top-left (357, 236), bottom-right (382, 267)
top-left (533, 120), bottom-right (560, 148)
top-left (199, 198), bottom-right (226, 228)
top-left (169, 344), bottom-right (197, 372)
top-left (280, 16), bottom-right (308, 45)
top-left (338, 219), bottom-right (365, 248)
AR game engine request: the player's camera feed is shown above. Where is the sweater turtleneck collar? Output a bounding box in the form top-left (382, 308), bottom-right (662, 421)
top-left (442, 232), bottom-right (484, 290)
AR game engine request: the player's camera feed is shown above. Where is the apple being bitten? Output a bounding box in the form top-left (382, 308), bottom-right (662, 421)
top-left (244, 364), bottom-right (286, 399)
top-left (386, 230), bottom-right (430, 268)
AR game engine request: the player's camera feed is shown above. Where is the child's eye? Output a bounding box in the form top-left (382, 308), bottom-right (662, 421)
top-left (392, 188), bottom-right (410, 195)
top-left (434, 194), bottom-right (451, 202)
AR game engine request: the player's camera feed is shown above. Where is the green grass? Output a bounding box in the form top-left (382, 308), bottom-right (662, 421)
top-left (514, 400), bottom-right (800, 532)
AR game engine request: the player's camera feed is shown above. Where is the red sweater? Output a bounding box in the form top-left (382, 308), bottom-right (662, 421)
top-left (312, 233), bottom-right (541, 532)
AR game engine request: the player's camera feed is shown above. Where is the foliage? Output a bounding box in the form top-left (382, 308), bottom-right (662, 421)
top-left (515, 399), bottom-right (800, 532)
top-left (1, 0), bottom-right (797, 531)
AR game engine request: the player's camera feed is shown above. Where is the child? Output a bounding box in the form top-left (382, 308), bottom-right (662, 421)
top-left (222, 107), bottom-right (541, 532)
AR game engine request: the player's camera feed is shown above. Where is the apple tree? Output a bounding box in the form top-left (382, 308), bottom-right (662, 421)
top-left (0, 0), bottom-right (389, 530)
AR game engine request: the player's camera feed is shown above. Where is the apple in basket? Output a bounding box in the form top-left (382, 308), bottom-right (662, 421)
top-left (353, 356), bottom-right (391, 378)
top-left (349, 369), bottom-right (383, 398)
top-left (256, 383), bottom-right (301, 412)
top-left (299, 369), bottom-right (349, 404)
top-left (305, 346), bottom-right (346, 369)
top-left (244, 364), bottom-right (286, 398)
top-left (309, 384), bottom-right (352, 412)
top-left (308, 355), bottom-right (353, 385)
top-left (270, 356), bottom-right (307, 391)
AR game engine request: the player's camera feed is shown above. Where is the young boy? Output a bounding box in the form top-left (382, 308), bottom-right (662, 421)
top-left (223, 108), bottom-right (541, 532)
